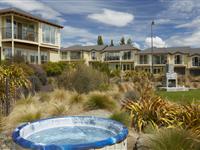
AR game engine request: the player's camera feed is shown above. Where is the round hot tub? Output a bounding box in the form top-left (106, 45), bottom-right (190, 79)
top-left (12, 116), bottom-right (128, 150)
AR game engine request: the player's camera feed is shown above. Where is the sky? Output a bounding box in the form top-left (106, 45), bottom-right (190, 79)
top-left (0, 0), bottom-right (200, 49)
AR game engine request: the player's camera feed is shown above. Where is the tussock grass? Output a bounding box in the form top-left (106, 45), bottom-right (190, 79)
top-left (110, 111), bottom-right (130, 127)
top-left (46, 102), bottom-right (69, 117)
top-left (148, 128), bottom-right (200, 150)
top-left (84, 92), bottom-right (116, 111)
top-left (70, 92), bottom-right (85, 104)
top-left (50, 88), bottom-right (69, 102)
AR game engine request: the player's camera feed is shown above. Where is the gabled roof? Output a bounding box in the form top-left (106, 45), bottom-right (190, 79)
top-left (0, 8), bottom-right (63, 28)
top-left (61, 45), bottom-right (107, 52)
top-left (103, 44), bottom-right (140, 52)
top-left (138, 47), bottom-right (200, 56)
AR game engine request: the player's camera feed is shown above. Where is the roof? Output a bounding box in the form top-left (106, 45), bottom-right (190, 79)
top-left (138, 47), bottom-right (200, 56)
top-left (103, 44), bottom-right (140, 52)
top-left (0, 8), bottom-right (63, 28)
top-left (61, 45), bottom-right (107, 52)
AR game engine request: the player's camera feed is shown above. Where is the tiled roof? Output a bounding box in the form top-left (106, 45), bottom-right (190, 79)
top-left (61, 45), bottom-right (107, 51)
top-left (138, 47), bottom-right (200, 56)
top-left (103, 44), bottom-right (140, 51)
top-left (61, 44), bottom-right (140, 52)
top-left (0, 8), bottom-right (63, 28)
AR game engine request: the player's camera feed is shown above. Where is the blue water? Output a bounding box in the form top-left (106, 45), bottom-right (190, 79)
top-left (27, 126), bottom-right (116, 145)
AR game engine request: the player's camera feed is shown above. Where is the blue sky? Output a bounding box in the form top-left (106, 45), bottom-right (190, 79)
top-left (0, 0), bottom-right (200, 49)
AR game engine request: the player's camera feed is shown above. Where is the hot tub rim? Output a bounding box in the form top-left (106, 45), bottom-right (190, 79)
top-left (12, 116), bottom-right (129, 150)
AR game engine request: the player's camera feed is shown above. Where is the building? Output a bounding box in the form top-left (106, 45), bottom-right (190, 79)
top-left (61, 44), bottom-right (140, 71)
top-left (135, 47), bottom-right (200, 76)
top-left (0, 8), bottom-right (63, 64)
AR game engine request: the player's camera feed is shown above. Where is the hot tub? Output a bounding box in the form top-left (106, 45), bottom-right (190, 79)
top-left (12, 116), bottom-right (128, 150)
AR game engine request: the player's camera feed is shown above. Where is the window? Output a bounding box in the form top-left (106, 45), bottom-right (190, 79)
top-left (5, 17), bottom-right (11, 38)
top-left (61, 52), bottom-right (68, 60)
top-left (105, 52), bottom-right (120, 61)
top-left (3, 48), bottom-right (12, 59)
top-left (70, 51), bottom-right (81, 59)
top-left (122, 51), bottom-right (131, 60)
top-left (42, 24), bottom-right (57, 44)
top-left (91, 51), bottom-right (96, 60)
top-left (153, 55), bottom-right (167, 64)
top-left (192, 56), bottom-right (200, 66)
top-left (41, 51), bottom-right (48, 63)
top-left (139, 55), bottom-right (148, 64)
top-left (174, 54), bottom-right (182, 64)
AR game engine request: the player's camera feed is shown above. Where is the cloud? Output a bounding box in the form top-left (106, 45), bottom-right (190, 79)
top-left (88, 9), bottom-right (134, 27)
top-left (154, 19), bottom-right (171, 25)
top-left (0, 0), bottom-right (65, 23)
top-left (133, 42), bottom-right (141, 49)
top-left (166, 31), bottom-right (200, 47)
top-left (61, 26), bottom-right (97, 47)
top-left (145, 36), bottom-right (167, 48)
top-left (62, 26), bottom-right (96, 39)
top-left (176, 18), bottom-right (200, 28)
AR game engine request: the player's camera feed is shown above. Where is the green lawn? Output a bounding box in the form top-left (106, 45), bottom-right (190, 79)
top-left (157, 89), bottom-right (200, 103)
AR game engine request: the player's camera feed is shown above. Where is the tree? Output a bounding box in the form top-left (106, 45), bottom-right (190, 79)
top-left (97, 35), bottom-right (104, 45)
top-left (127, 38), bottom-right (133, 45)
top-left (120, 37), bottom-right (125, 45)
top-left (110, 39), bottom-right (114, 46)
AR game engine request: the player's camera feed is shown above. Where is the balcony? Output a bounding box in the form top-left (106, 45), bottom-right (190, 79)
top-left (2, 27), bottom-right (38, 42)
top-left (104, 56), bottom-right (120, 61)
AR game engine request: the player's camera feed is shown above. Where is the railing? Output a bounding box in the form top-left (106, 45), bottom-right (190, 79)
top-left (104, 56), bottom-right (120, 61)
top-left (2, 27), bottom-right (38, 42)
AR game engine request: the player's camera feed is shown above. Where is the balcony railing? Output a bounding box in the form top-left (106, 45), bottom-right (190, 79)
top-left (104, 56), bottom-right (120, 61)
top-left (2, 27), bottom-right (38, 42)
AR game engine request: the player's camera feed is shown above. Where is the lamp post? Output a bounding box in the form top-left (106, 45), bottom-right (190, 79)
top-left (151, 20), bottom-right (155, 74)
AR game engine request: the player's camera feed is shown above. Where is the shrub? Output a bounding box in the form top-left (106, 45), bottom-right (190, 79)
top-left (42, 62), bottom-right (64, 76)
top-left (148, 128), bottom-right (200, 150)
top-left (0, 64), bottom-right (30, 115)
top-left (84, 92), bottom-right (116, 111)
top-left (124, 71), bottom-right (155, 100)
top-left (123, 90), bottom-right (139, 101)
top-left (122, 96), bottom-right (180, 132)
top-left (29, 75), bottom-right (42, 92)
top-left (30, 64), bottom-right (47, 85)
top-left (110, 111), bottom-right (130, 127)
top-left (58, 64), bottom-right (108, 93)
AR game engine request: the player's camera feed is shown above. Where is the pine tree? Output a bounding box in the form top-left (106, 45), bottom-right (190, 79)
top-left (97, 35), bottom-right (104, 45)
top-left (110, 39), bottom-right (114, 46)
top-left (120, 37), bottom-right (125, 45)
top-left (127, 38), bottom-right (133, 45)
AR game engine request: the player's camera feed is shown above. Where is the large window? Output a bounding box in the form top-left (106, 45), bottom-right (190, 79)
top-left (192, 56), bottom-right (200, 66)
top-left (61, 52), bottom-right (68, 60)
top-left (105, 52), bottom-right (120, 61)
top-left (153, 55), bottom-right (166, 64)
top-left (3, 48), bottom-right (12, 59)
top-left (122, 51), bottom-right (131, 60)
top-left (42, 24), bottom-right (57, 45)
top-left (139, 55), bottom-right (148, 64)
top-left (70, 51), bottom-right (81, 59)
top-left (174, 54), bottom-right (182, 64)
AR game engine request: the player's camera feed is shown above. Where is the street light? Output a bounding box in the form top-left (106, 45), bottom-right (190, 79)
top-left (151, 20), bottom-right (155, 74)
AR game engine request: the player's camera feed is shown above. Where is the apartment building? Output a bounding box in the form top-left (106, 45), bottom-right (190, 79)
top-left (0, 8), bottom-right (63, 64)
top-left (61, 44), bottom-right (140, 71)
top-left (135, 47), bottom-right (200, 76)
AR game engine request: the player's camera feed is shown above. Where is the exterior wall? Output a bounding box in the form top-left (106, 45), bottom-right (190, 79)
top-left (49, 50), bottom-right (60, 62)
top-left (83, 51), bottom-right (90, 65)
